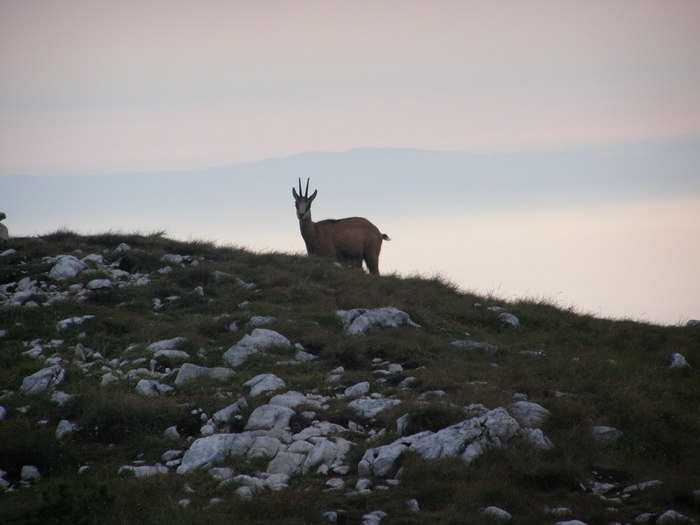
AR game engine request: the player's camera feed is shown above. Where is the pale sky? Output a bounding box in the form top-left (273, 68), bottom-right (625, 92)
top-left (1, 1), bottom-right (699, 325)
top-left (2, 0), bottom-right (699, 176)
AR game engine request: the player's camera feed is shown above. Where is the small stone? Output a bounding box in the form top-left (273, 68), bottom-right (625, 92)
top-left (344, 381), bottom-right (371, 398)
top-left (590, 426), bottom-right (622, 445)
top-left (498, 312), bottom-right (520, 327)
top-left (87, 279), bottom-right (112, 290)
top-left (20, 365), bottom-right (65, 395)
top-left (245, 373), bottom-right (286, 396)
top-left (49, 256), bottom-right (86, 280)
top-left (481, 506), bottom-right (512, 521)
top-left (55, 419), bottom-right (78, 440)
top-left (669, 353), bottom-right (689, 368)
top-left (163, 426), bottom-right (180, 439)
top-left (406, 499), bottom-right (421, 512)
top-left (361, 511), bottom-right (388, 525)
top-left (656, 510), bottom-right (695, 524)
top-left (325, 477), bottom-right (345, 490)
top-left (21, 465), bottom-right (41, 483)
top-left (508, 401), bottom-right (549, 428)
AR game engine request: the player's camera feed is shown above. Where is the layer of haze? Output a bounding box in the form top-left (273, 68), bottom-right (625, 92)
top-left (1, 1), bottom-right (699, 325)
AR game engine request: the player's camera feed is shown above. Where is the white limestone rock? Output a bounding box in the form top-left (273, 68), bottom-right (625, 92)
top-left (153, 350), bottom-right (190, 364)
top-left (269, 390), bottom-right (324, 410)
top-left (302, 437), bottom-right (349, 475)
top-left (656, 510), bottom-right (695, 524)
top-left (590, 425), bottom-right (622, 445)
top-left (49, 255), bottom-right (86, 280)
top-left (669, 352), bottom-right (690, 368)
top-left (248, 315), bottom-right (276, 327)
top-left (266, 451), bottom-right (306, 476)
top-left (245, 404), bottom-right (295, 432)
top-left (222, 328), bottom-right (292, 367)
top-left (177, 432), bottom-right (255, 474)
top-left (508, 401), bottom-right (550, 428)
top-left (245, 373), bottom-right (286, 397)
top-left (450, 340), bottom-right (499, 354)
top-left (481, 506), bottom-right (512, 521)
top-left (519, 428), bottom-right (554, 450)
top-left (135, 379), bottom-right (174, 397)
top-left (174, 363), bottom-right (234, 387)
top-left (55, 419), bottom-right (78, 440)
top-left (86, 279), bottom-right (112, 290)
top-left (20, 365), bottom-right (65, 395)
top-left (146, 337), bottom-right (187, 353)
top-left (362, 511), bottom-right (388, 525)
top-left (212, 398), bottom-right (248, 426)
top-left (348, 397), bottom-right (401, 419)
top-left (56, 315), bottom-right (95, 332)
top-left (358, 408), bottom-right (520, 478)
top-left (337, 307), bottom-right (420, 335)
top-left (21, 465), bottom-right (41, 483)
top-left (264, 472), bottom-right (290, 491)
top-left (119, 465), bottom-right (168, 478)
top-left (498, 312), bottom-right (520, 327)
top-left (247, 436), bottom-right (282, 460)
top-left (344, 381), bottom-right (371, 398)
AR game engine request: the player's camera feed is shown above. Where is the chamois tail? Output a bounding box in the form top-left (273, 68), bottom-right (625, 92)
top-left (382, 234), bottom-right (391, 241)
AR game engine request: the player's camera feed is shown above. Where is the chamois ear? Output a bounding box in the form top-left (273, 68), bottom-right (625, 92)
top-left (309, 189), bottom-right (317, 203)
top-left (292, 187), bottom-right (299, 199)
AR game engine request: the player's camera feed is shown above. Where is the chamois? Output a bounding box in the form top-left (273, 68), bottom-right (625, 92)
top-left (292, 178), bottom-right (390, 275)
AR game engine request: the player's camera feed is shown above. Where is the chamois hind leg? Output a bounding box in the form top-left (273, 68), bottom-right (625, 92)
top-left (364, 249), bottom-right (380, 275)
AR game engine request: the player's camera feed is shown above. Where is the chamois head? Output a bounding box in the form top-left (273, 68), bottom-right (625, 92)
top-left (292, 178), bottom-right (318, 220)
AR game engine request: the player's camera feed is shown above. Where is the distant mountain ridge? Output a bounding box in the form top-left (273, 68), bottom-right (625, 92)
top-left (2, 137), bottom-right (699, 239)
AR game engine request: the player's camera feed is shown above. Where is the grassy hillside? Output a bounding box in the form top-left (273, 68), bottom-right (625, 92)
top-left (0, 231), bottom-right (698, 524)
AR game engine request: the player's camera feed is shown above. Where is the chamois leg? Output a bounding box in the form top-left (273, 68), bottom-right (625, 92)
top-left (364, 252), bottom-right (380, 275)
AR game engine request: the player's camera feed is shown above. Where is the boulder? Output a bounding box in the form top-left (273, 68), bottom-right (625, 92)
top-left (86, 279), bottom-right (112, 290)
top-left (269, 390), bottom-right (324, 410)
top-left (174, 363), bottom-right (234, 387)
top-left (135, 379), bottom-right (174, 397)
top-left (302, 437), bottom-right (349, 474)
top-left (508, 401), bottom-right (549, 428)
top-left (20, 365), bottom-right (65, 395)
top-left (56, 315), bottom-right (95, 332)
top-left (119, 465), bottom-right (168, 478)
top-left (147, 337), bottom-right (187, 352)
top-left (498, 312), bottom-right (520, 327)
top-left (222, 329), bottom-right (292, 367)
top-left (49, 255), bottom-right (86, 280)
top-left (348, 397), bottom-right (401, 419)
top-left (247, 436), bottom-right (282, 460)
top-left (21, 465), bottom-right (41, 483)
top-left (669, 352), bottom-right (690, 368)
top-left (337, 307), bottom-right (420, 335)
top-left (153, 350), bottom-right (190, 364)
top-left (590, 426), bottom-right (622, 445)
top-left (245, 373), bottom-right (286, 396)
top-left (358, 408), bottom-right (520, 478)
top-left (266, 451), bottom-right (306, 476)
top-left (481, 506), bottom-right (512, 521)
top-left (245, 404), bottom-right (295, 432)
top-left (344, 381), bottom-right (371, 398)
top-left (177, 433), bottom-right (255, 474)
top-left (55, 419), bottom-right (78, 440)
top-left (212, 398), bottom-right (248, 426)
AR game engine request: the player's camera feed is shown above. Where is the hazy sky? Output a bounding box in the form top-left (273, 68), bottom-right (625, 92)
top-left (1, 1), bottom-right (699, 325)
top-left (2, 0), bottom-right (699, 176)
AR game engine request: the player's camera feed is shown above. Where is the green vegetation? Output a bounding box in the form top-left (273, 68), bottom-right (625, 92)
top-left (0, 230), bottom-right (698, 524)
